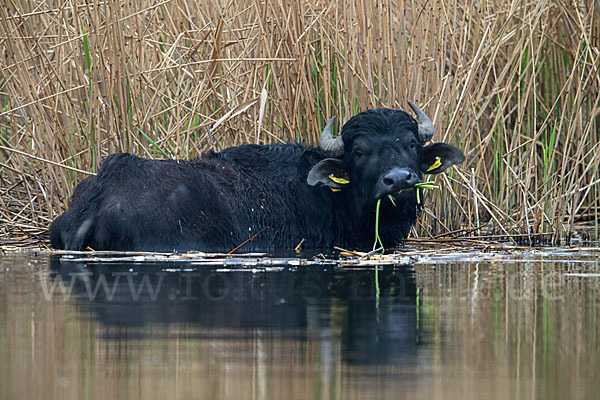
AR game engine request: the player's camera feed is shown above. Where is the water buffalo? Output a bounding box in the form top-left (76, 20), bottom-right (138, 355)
top-left (50, 104), bottom-right (465, 252)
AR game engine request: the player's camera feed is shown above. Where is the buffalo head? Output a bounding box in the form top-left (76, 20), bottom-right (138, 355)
top-left (307, 105), bottom-right (464, 220)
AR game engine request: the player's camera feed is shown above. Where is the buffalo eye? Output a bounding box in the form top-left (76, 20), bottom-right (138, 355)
top-left (353, 148), bottom-right (364, 158)
top-left (409, 141), bottom-right (417, 150)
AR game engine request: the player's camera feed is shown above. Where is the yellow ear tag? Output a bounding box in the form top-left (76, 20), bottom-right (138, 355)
top-left (427, 156), bottom-right (442, 172)
top-left (328, 174), bottom-right (350, 184)
top-left (330, 188), bottom-right (342, 192)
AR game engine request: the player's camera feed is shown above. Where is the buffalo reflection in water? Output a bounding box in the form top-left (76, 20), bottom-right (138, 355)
top-left (49, 256), bottom-right (426, 364)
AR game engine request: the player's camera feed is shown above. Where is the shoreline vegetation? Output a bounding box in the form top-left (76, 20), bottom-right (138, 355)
top-left (1, 1), bottom-right (599, 248)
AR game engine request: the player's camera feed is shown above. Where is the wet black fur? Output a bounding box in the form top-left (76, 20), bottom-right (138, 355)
top-left (50, 109), bottom-right (441, 252)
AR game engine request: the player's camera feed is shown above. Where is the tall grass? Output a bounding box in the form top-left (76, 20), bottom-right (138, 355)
top-left (0, 0), bottom-right (599, 245)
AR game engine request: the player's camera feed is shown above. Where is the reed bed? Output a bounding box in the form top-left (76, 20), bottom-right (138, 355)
top-left (1, 0), bottom-right (599, 246)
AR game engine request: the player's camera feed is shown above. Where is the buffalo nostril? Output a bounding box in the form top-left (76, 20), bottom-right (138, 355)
top-left (383, 177), bottom-right (395, 186)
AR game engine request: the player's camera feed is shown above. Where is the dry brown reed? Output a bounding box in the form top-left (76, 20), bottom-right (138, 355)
top-left (1, 0), bottom-right (599, 246)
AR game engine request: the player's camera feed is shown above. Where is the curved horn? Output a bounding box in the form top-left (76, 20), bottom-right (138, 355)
top-left (319, 116), bottom-right (344, 157)
top-left (407, 100), bottom-right (434, 144)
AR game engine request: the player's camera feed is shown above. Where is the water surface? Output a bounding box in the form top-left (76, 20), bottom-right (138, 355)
top-left (0, 251), bottom-right (598, 399)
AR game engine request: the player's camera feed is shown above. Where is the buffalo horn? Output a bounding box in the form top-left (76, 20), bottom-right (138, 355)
top-left (407, 100), bottom-right (434, 143)
top-left (319, 116), bottom-right (344, 157)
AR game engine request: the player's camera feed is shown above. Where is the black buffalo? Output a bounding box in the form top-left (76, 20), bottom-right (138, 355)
top-left (50, 104), bottom-right (465, 252)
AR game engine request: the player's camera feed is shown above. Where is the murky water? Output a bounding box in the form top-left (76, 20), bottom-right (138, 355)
top-left (1, 251), bottom-right (599, 400)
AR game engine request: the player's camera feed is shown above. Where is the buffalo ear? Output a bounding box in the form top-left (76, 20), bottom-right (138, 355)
top-left (307, 158), bottom-right (350, 189)
top-left (421, 143), bottom-right (465, 174)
